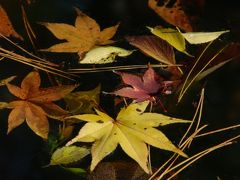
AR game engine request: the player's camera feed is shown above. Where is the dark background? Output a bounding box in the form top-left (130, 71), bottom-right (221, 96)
top-left (0, 0), bottom-right (240, 179)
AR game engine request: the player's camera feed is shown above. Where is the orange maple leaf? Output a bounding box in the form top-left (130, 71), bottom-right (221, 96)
top-left (6, 71), bottom-right (76, 139)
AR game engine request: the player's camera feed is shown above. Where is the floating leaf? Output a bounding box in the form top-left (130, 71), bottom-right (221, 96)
top-left (6, 71), bottom-right (76, 139)
top-left (0, 5), bottom-right (23, 39)
top-left (50, 146), bottom-right (90, 165)
top-left (64, 84), bottom-right (101, 114)
top-left (148, 27), bottom-right (190, 55)
top-left (182, 30), bottom-right (229, 44)
top-left (66, 101), bottom-right (189, 173)
top-left (41, 10), bottom-right (119, 56)
top-left (148, 0), bottom-right (193, 32)
top-left (114, 66), bottom-right (173, 102)
top-left (79, 46), bottom-right (133, 64)
top-left (126, 35), bottom-right (175, 65)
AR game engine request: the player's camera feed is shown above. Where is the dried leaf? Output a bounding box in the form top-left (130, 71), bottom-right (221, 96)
top-left (50, 146), bottom-right (90, 165)
top-left (148, 0), bottom-right (193, 32)
top-left (79, 46), bottom-right (133, 64)
top-left (6, 71), bottom-right (76, 138)
top-left (126, 35), bottom-right (175, 65)
top-left (66, 101), bottom-right (189, 173)
top-left (114, 66), bottom-right (173, 102)
top-left (42, 11), bottom-right (119, 56)
top-left (64, 84), bottom-right (101, 114)
top-left (0, 5), bottom-right (22, 39)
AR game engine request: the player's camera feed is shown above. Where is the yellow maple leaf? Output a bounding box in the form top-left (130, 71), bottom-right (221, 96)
top-left (66, 101), bottom-right (190, 173)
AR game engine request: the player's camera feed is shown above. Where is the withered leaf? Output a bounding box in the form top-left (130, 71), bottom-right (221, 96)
top-left (6, 71), bottom-right (76, 139)
top-left (0, 5), bottom-right (22, 39)
top-left (126, 35), bottom-right (175, 65)
top-left (148, 0), bottom-right (193, 32)
top-left (41, 10), bottom-right (119, 56)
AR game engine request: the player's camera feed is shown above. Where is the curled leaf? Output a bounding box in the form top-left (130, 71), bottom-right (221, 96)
top-left (79, 46), bottom-right (133, 64)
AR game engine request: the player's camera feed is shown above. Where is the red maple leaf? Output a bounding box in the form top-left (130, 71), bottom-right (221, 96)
top-left (6, 71), bottom-right (76, 139)
top-left (114, 67), bottom-right (173, 102)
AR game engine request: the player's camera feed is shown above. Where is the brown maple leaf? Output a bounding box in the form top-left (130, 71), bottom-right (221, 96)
top-left (6, 71), bottom-right (76, 139)
top-left (41, 10), bottom-right (119, 56)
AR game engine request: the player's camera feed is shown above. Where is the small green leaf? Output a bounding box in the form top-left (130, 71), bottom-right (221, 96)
top-left (61, 166), bottom-right (86, 174)
top-left (79, 46), bottom-right (134, 64)
top-left (50, 146), bottom-right (90, 165)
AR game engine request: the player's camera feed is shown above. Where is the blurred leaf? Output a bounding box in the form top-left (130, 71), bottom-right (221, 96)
top-left (0, 6), bottom-right (22, 39)
top-left (64, 84), bottom-right (101, 115)
top-left (148, 0), bottom-right (193, 32)
top-left (126, 35), bottom-right (175, 65)
top-left (0, 102), bottom-right (8, 109)
top-left (79, 46), bottom-right (133, 64)
top-left (66, 101), bottom-right (189, 173)
top-left (50, 146), bottom-right (90, 165)
top-left (61, 167), bottom-right (86, 174)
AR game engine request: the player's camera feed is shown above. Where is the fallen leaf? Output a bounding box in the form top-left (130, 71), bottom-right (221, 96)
top-left (126, 35), bottom-right (175, 65)
top-left (41, 10), bottom-right (119, 56)
top-left (79, 46), bottom-right (133, 64)
top-left (64, 84), bottom-right (101, 115)
top-left (66, 101), bottom-right (189, 173)
top-left (0, 5), bottom-right (22, 39)
top-left (50, 146), bottom-right (90, 165)
top-left (6, 71), bottom-right (76, 139)
top-left (148, 27), bottom-right (190, 55)
top-left (182, 30), bottom-right (230, 44)
top-left (114, 66), bottom-right (173, 102)
top-left (148, 0), bottom-right (193, 32)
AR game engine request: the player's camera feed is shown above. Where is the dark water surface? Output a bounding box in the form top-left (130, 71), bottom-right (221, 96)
top-left (0, 0), bottom-right (240, 179)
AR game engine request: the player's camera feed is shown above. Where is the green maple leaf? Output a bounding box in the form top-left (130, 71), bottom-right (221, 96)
top-left (66, 101), bottom-right (190, 173)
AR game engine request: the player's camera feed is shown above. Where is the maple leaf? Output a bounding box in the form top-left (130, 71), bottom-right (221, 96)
top-left (113, 66), bottom-right (173, 102)
top-left (6, 71), bottom-right (76, 139)
top-left (66, 101), bottom-right (189, 173)
top-left (41, 10), bottom-right (119, 56)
